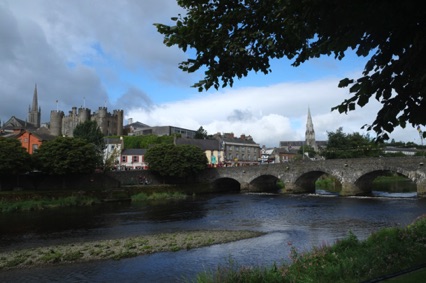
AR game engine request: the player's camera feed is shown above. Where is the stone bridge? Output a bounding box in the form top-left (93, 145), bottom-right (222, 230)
top-left (199, 157), bottom-right (426, 197)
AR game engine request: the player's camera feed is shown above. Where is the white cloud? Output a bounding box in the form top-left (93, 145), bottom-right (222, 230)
top-left (127, 77), bottom-right (420, 147)
top-left (1, 0), bottom-right (421, 147)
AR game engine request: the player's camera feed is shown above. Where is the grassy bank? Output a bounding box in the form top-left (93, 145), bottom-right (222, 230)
top-left (131, 191), bottom-right (188, 201)
top-left (0, 195), bottom-right (100, 213)
top-left (0, 191), bottom-right (190, 213)
top-left (0, 230), bottom-right (264, 270)
top-left (194, 216), bottom-right (426, 283)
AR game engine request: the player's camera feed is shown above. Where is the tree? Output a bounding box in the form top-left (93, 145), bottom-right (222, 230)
top-left (322, 128), bottom-right (383, 159)
top-left (155, 1), bottom-right (426, 141)
top-left (194, 126), bottom-right (208, 139)
top-left (0, 138), bottom-right (31, 176)
top-left (121, 135), bottom-right (175, 149)
top-left (33, 137), bottom-right (99, 175)
top-left (144, 144), bottom-right (208, 181)
top-left (298, 144), bottom-right (316, 159)
top-left (73, 120), bottom-right (105, 154)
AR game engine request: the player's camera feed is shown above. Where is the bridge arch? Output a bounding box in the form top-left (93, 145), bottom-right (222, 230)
top-left (247, 174), bottom-right (280, 193)
top-left (355, 170), bottom-right (416, 195)
top-left (290, 170), bottom-right (343, 194)
top-left (211, 177), bottom-right (240, 192)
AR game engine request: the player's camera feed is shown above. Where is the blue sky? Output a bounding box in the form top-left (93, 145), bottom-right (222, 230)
top-left (0, 0), bottom-right (422, 147)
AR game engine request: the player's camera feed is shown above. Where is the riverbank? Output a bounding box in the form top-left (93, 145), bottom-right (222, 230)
top-left (0, 190), bottom-right (188, 213)
top-left (0, 230), bottom-right (264, 270)
top-left (195, 215), bottom-right (426, 283)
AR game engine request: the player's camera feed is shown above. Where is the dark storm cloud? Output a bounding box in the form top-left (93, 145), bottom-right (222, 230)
top-left (114, 87), bottom-right (153, 113)
top-left (0, 0), bottom-right (193, 126)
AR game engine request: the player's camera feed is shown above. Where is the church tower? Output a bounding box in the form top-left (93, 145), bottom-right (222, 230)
top-left (28, 84), bottom-right (41, 128)
top-left (305, 107), bottom-right (317, 151)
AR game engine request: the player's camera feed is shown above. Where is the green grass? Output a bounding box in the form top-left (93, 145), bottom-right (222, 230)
top-left (131, 192), bottom-right (188, 202)
top-left (194, 216), bottom-right (426, 283)
top-left (0, 195), bottom-right (100, 213)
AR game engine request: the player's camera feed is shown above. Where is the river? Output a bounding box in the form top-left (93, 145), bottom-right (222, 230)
top-left (1, 191), bottom-right (426, 282)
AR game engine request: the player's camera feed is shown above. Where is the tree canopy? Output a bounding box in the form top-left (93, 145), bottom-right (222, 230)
top-left (0, 138), bottom-right (31, 176)
top-left (322, 128), bottom-right (383, 159)
top-left (144, 144), bottom-right (207, 181)
top-left (155, 1), bottom-right (426, 141)
top-left (297, 144), bottom-right (316, 159)
top-left (121, 135), bottom-right (174, 149)
top-left (73, 121), bottom-right (105, 151)
top-left (33, 137), bottom-right (99, 175)
top-left (194, 126), bottom-right (208, 139)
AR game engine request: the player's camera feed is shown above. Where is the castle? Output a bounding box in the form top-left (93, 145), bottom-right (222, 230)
top-left (1, 85), bottom-right (123, 137)
top-left (50, 106), bottom-right (123, 137)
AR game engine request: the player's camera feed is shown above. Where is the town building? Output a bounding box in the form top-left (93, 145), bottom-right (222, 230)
top-left (132, 124), bottom-right (197, 138)
top-left (175, 137), bottom-right (224, 167)
top-left (214, 133), bottom-right (260, 166)
top-left (119, 148), bottom-right (147, 170)
top-left (104, 137), bottom-right (124, 168)
top-left (123, 120), bottom-right (151, 135)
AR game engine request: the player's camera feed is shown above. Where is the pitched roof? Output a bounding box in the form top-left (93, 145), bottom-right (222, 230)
top-left (124, 121), bottom-right (151, 129)
top-left (31, 127), bottom-right (55, 141)
top-left (1, 116), bottom-right (37, 130)
top-left (122, 148), bottom-right (146, 155)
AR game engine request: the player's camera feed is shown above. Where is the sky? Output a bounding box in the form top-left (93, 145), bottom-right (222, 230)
top-left (0, 0), bottom-right (422, 147)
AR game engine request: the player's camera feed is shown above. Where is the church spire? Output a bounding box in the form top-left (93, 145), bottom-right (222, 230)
top-left (32, 84), bottom-right (38, 111)
top-left (28, 84), bottom-right (41, 128)
top-left (305, 107), bottom-right (317, 151)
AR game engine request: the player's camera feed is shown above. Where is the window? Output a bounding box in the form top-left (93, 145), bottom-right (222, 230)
top-left (133, 156), bottom-right (139, 163)
top-left (32, 144), bottom-right (38, 152)
top-left (122, 156), bottom-right (127, 163)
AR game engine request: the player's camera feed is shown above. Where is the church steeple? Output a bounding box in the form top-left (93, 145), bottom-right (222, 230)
top-left (28, 84), bottom-right (41, 128)
top-left (32, 84), bottom-right (38, 111)
top-left (305, 107), bottom-right (317, 151)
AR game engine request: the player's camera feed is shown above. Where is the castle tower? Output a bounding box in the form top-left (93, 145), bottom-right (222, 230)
top-left (305, 107), bottom-right (318, 151)
top-left (50, 110), bottom-right (64, 136)
top-left (28, 84), bottom-right (41, 128)
top-left (115, 109), bottom-right (124, 136)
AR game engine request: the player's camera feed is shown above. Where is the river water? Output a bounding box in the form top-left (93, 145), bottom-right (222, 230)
top-left (1, 191), bottom-right (426, 282)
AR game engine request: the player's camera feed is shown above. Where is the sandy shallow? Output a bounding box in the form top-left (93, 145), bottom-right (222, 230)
top-left (0, 230), bottom-right (264, 270)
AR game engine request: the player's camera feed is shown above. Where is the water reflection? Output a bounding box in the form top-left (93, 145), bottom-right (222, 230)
top-left (2, 193), bottom-right (426, 282)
